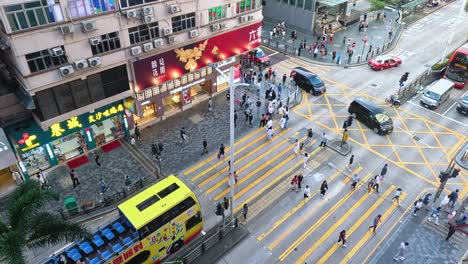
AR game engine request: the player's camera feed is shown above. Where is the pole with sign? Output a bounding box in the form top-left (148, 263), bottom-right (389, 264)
top-left (361, 35), bottom-right (368, 56)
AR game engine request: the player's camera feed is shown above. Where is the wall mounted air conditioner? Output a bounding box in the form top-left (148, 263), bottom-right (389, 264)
top-left (143, 42), bottom-right (154, 52)
top-left (211, 24), bottom-right (221, 32)
top-left (169, 4), bottom-right (180, 14)
top-left (131, 46), bottom-right (142, 56)
top-left (73, 60), bottom-right (88, 70)
top-left (125, 9), bottom-right (137, 19)
top-left (88, 57), bottom-right (102, 67)
top-left (239, 16), bottom-right (248, 23)
top-left (143, 15), bottom-right (154, 24)
top-left (189, 29), bottom-right (199, 38)
top-left (153, 39), bottom-right (163, 48)
top-left (59, 25), bottom-right (74, 34)
top-left (59, 65), bottom-right (74, 77)
top-left (248, 15), bottom-right (255, 21)
top-left (89, 36), bottom-right (101, 46)
top-left (167, 36), bottom-right (175, 44)
top-left (49, 47), bottom-right (64, 57)
top-left (81, 21), bottom-right (97, 32)
top-left (163, 28), bottom-right (173, 36)
top-left (142, 6), bottom-right (153, 15)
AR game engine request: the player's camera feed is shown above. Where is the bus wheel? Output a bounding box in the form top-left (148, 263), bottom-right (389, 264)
top-left (171, 240), bottom-right (184, 253)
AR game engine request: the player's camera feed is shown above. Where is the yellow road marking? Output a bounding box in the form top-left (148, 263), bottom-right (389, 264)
top-left (305, 91), bottom-right (313, 118)
top-left (183, 128), bottom-right (263, 175)
top-left (323, 93), bottom-right (339, 131)
top-left (197, 128), bottom-right (290, 187)
top-left (422, 119), bottom-right (450, 163)
top-left (275, 172), bottom-right (373, 259)
top-left (234, 140), bottom-right (319, 201)
top-left (340, 192), bottom-right (407, 264)
top-left (362, 189), bottom-right (428, 264)
top-left (212, 136), bottom-right (307, 200)
top-left (205, 133), bottom-right (299, 195)
top-left (386, 135), bottom-right (402, 164)
top-left (297, 186), bottom-right (396, 264)
top-left (257, 167), bottom-right (345, 241)
top-left (343, 166), bottom-right (363, 184)
top-left (355, 120), bottom-right (369, 146)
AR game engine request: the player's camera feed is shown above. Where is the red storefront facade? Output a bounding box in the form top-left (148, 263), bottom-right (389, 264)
top-left (132, 22), bottom-right (262, 124)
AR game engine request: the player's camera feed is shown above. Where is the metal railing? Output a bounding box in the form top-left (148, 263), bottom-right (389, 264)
top-left (397, 68), bottom-right (435, 103)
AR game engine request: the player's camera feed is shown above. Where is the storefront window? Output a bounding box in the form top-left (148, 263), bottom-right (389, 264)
top-left (22, 146), bottom-right (50, 175)
top-left (163, 93), bottom-right (181, 116)
top-left (190, 83), bottom-right (208, 102)
top-left (134, 103), bottom-right (157, 124)
top-left (51, 132), bottom-right (87, 163)
top-left (91, 116), bottom-right (125, 146)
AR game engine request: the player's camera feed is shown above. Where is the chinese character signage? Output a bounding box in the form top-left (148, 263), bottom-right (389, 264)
top-left (133, 22), bottom-right (262, 91)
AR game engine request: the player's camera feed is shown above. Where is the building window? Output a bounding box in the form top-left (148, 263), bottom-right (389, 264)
top-left (128, 22), bottom-right (159, 45)
top-left (119, 0), bottom-right (159, 8)
top-left (26, 46), bottom-right (68, 73)
top-left (171, 12), bottom-right (196, 33)
top-left (304, 0), bottom-right (313, 10)
top-left (236, 0), bottom-right (258, 14)
top-left (290, 0), bottom-right (296, 6)
top-left (297, 0), bottom-right (304, 8)
top-left (91, 31), bottom-right (121, 55)
top-left (68, 0), bottom-right (116, 18)
top-left (208, 6), bottom-right (226, 22)
top-left (5, 0), bottom-right (64, 31)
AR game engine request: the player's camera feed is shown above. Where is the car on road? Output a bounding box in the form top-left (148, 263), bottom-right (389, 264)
top-left (348, 97), bottom-right (393, 135)
top-left (290, 67), bottom-right (326, 95)
top-left (248, 48), bottom-right (270, 65)
top-left (456, 95), bottom-right (468, 115)
top-left (368, 55), bottom-right (402, 70)
top-left (420, 79), bottom-right (454, 109)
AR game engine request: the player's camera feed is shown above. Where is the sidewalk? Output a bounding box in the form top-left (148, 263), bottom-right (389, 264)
top-left (262, 10), bottom-right (398, 65)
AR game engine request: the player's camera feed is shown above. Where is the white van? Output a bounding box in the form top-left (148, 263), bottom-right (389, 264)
top-left (420, 79), bottom-right (454, 109)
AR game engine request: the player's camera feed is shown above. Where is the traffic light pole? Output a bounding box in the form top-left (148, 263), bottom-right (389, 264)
top-left (433, 157), bottom-right (455, 203)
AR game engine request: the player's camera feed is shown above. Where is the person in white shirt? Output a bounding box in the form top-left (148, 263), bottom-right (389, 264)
top-left (303, 152), bottom-right (309, 168)
top-left (130, 136), bottom-right (136, 146)
top-left (394, 242), bottom-right (409, 261)
top-left (304, 185), bottom-right (311, 200)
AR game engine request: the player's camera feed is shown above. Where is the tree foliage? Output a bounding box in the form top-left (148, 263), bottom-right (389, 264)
top-left (0, 181), bottom-right (90, 264)
top-left (368, 0), bottom-right (402, 11)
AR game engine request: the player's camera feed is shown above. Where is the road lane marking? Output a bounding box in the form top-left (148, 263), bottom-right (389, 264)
top-left (197, 128), bottom-right (290, 187)
top-left (407, 101), bottom-right (468, 127)
top-left (340, 192), bottom-right (407, 264)
top-left (385, 135), bottom-right (402, 163)
top-left (443, 89), bottom-right (468, 116)
top-left (206, 133), bottom-right (298, 195)
top-left (211, 136), bottom-right (307, 199)
top-left (183, 128), bottom-right (264, 175)
top-left (256, 154), bottom-right (343, 241)
top-left (362, 189), bottom-right (428, 264)
top-left (275, 172), bottom-right (373, 259)
top-left (297, 186), bottom-right (396, 264)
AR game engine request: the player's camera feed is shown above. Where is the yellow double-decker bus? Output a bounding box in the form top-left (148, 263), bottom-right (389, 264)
top-left (45, 175), bottom-right (203, 264)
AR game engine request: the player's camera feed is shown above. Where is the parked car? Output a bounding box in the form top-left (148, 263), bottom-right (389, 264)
top-left (456, 95), bottom-right (468, 115)
top-left (368, 55), bottom-right (402, 70)
top-left (348, 97), bottom-right (393, 135)
top-left (248, 48), bottom-right (270, 65)
top-left (290, 67), bottom-right (326, 95)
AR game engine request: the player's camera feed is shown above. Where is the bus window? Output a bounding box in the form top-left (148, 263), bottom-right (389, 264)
top-left (137, 195), bottom-right (160, 211)
top-left (158, 183), bottom-right (180, 198)
top-left (186, 211), bottom-right (203, 231)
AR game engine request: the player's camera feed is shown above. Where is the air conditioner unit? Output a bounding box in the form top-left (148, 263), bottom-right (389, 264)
top-left (49, 47), bottom-right (64, 57)
top-left (169, 4), bottom-right (180, 14)
top-left (81, 21), bottom-right (97, 32)
top-left (163, 28), bottom-right (173, 36)
top-left (248, 15), bottom-right (254, 21)
top-left (143, 15), bottom-right (153, 24)
top-left (142, 6), bottom-right (153, 15)
top-left (59, 65), bottom-right (74, 77)
top-left (167, 36), bottom-right (175, 44)
top-left (87, 57), bottom-right (102, 67)
top-left (125, 9), bottom-right (137, 19)
top-left (239, 16), bottom-right (248, 23)
top-left (131, 46), bottom-right (142, 56)
top-left (89, 36), bottom-right (101, 46)
top-left (73, 60), bottom-right (89, 70)
top-left (59, 25), bottom-right (74, 34)
top-left (210, 24), bottom-right (220, 32)
top-left (143, 42), bottom-right (154, 52)
top-left (153, 38), bottom-right (163, 48)
top-left (189, 29), bottom-right (198, 38)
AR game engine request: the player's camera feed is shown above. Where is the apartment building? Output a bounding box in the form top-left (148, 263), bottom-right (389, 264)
top-left (0, 0), bottom-right (263, 179)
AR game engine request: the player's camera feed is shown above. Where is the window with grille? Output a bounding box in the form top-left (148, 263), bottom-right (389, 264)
top-left (128, 22), bottom-right (159, 45)
top-left (208, 5), bottom-right (226, 22)
top-left (25, 46), bottom-right (68, 73)
top-left (236, 0), bottom-right (260, 14)
top-left (171, 12), bottom-right (196, 33)
top-left (91, 31), bottom-right (121, 55)
top-left (119, 0), bottom-right (158, 8)
top-left (5, 0), bottom-right (64, 31)
top-left (67, 0), bottom-right (116, 18)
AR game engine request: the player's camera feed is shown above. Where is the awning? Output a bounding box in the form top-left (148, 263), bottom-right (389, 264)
top-left (317, 0), bottom-right (348, 7)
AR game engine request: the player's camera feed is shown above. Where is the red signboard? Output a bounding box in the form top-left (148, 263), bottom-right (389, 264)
top-left (133, 22), bottom-right (262, 91)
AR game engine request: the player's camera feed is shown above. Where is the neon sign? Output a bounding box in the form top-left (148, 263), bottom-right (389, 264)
top-left (18, 133), bottom-right (40, 152)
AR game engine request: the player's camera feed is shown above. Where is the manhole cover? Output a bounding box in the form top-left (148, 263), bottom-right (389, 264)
top-left (371, 84), bottom-right (378, 87)
top-left (413, 136), bottom-right (420, 141)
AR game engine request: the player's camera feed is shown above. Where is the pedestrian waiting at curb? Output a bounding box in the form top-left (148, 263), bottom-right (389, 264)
top-left (218, 144), bottom-right (225, 159)
top-left (428, 206), bottom-right (441, 225)
top-left (243, 203), bottom-right (249, 220)
top-left (422, 193), bottom-right (432, 210)
top-left (320, 133), bottom-right (327, 147)
top-left (448, 189), bottom-right (459, 207)
top-left (223, 197), bottom-right (229, 211)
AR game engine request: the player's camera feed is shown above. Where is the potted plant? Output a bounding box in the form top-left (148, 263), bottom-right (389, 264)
top-left (431, 60), bottom-right (448, 77)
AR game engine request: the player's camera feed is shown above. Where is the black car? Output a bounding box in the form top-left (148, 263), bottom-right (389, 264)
top-left (348, 97), bottom-right (393, 135)
top-left (456, 95), bottom-right (468, 115)
top-left (290, 67), bottom-right (326, 95)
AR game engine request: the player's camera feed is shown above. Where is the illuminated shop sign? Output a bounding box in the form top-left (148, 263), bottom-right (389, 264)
top-left (49, 103), bottom-right (125, 138)
top-left (18, 133), bottom-right (40, 152)
top-left (133, 22), bottom-right (262, 91)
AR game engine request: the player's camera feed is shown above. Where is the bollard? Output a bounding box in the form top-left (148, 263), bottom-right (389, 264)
top-left (357, 55), bottom-right (361, 63)
top-left (285, 45), bottom-right (288, 53)
top-left (376, 47), bottom-right (380, 54)
top-left (267, 38), bottom-right (270, 45)
top-left (276, 41), bottom-right (279, 48)
top-left (366, 53), bottom-right (369, 60)
top-left (371, 50), bottom-right (374, 57)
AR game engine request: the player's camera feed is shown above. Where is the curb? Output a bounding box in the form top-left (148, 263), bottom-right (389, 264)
top-left (327, 140), bottom-right (352, 156)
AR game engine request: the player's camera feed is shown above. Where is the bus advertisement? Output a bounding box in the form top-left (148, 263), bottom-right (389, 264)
top-left (444, 43), bottom-right (468, 89)
top-left (45, 175), bottom-right (203, 264)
